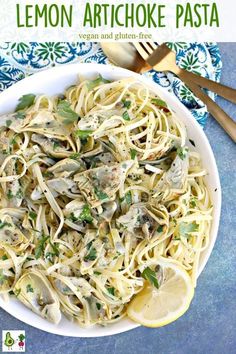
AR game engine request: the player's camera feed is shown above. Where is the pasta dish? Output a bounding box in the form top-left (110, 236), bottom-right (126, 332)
top-left (0, 75), bottom-right (212, 327)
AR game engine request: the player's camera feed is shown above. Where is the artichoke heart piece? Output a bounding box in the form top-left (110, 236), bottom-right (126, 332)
top-left (48, 158), bottom-right (86, 178)
top-left (47, 178), bottom-right (81, 198)
top-left (13, 270), bottom-right (61, 324)
top-left (74, 160), bottom-right (134, 207)
top-left (31, 133), bottom-right (71, 158)
top-left (117, 203), bottom-right (165, 239)
top-left (0, 215), bottom-right (29, 252)
top-left (23, 111), bottom-right (71, 137)
top-left (154, 151), bottom-right (189, 201)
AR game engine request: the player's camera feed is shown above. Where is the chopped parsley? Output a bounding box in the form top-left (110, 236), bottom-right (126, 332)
top-left (179, 222), bottom-right (199, 239)
top-left (122, 111), bottom-right (130, 121)
top-left (7, 190), bottom-right (14, 200)
top-left (157, 225), bottom-right (164, 233)
top-left (84, 247), bottom-right (97, 262)
top-left (26, 284), bottom-right (34, 293)
top-left (122, 99), bottom-right (131, 109)
top-left (120, 191), bottom-right (132, 205)
top-left (69, 152), bottom-right (81, 160)
top-left (16, 189), bottom-right (23, 199)
top-left (6, 120), bottom-right (12, 127)
top-left (68, 212), bottom-right (78, 223)
top-left (1, 255), bottom-right (8, 260)
top-left (190, 198), bottom-right (197, 208)
top-left (177, 147), bottom-right (189, 160)
top-left (96, 302), bottom-right (101, 310)
top-left (29, 211), bottom-right (37, 221)
top-left (75, 129), bottom-right (93, 140)
top-left (34, 235), bottom-right (50, 259)
top-left (57, 100), bottom-right (78, 124)
top-left (130, 149), bottom-right (137, 160)
top-left (86, 74), bottom-right (110, 91)
top-left (141, 267), bottom-right (159, 289)
top-left (151, 98), bottom-right (167, 108)
top-left (15, 111), bottom-right (26, 120)
top-left (94, 187), bottom-right (109, 201)
top-left (94, 271), bottom-right (101, 275)
top-left (107, 287), bottom-right (115, 296)
top-left (0, 220), bottom-right (12, 229)
top-left (52, 141), bottom-right (61, 150)
top-left (78, 205), bottom-right (93, 223)
top-left (15, 94), bottom-right (36, 111)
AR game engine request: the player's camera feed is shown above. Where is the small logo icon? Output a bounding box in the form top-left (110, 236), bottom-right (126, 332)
top-left (2, 331), bottom-right (25, 352)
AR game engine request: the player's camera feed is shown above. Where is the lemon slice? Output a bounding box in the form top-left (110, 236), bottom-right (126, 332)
top-left (127, 260), bottom-right (194, 327)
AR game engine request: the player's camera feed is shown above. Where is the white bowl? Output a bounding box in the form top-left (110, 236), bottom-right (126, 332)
top-left (0, 64), bottom-right (221, 337)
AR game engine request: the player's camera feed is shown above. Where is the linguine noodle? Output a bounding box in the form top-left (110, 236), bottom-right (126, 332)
top-left (0, 76), bottom-right (212, 327)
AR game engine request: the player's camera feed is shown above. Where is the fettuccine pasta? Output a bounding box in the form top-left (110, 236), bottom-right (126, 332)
top-left (0, 75), bottom-right (212, 327)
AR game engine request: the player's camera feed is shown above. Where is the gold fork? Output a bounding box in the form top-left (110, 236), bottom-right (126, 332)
top-left (133, 42), bottom-right (236, 142)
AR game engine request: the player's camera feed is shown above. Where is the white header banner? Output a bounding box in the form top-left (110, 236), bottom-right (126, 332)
top-left (0, 0), bottom-right (235, 42)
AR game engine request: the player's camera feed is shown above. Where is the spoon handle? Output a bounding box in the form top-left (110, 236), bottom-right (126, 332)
top-left (178, 74), bottom-right (236, 143)
top-left (175, 67), bottom-right (236, 104)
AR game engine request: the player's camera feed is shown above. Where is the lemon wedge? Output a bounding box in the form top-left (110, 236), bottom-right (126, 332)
top-left (127, 260), bottom-right (194, 327)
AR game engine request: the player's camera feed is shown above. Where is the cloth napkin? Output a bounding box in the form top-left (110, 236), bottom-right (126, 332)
top-left (0, 42), bottom-right (222, 127)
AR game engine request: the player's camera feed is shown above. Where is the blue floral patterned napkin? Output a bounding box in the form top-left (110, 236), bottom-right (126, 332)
top-left (0, 42), bottom-right (222, 127)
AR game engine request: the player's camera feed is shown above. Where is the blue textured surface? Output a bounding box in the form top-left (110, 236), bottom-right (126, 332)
top-left (0, 43), bottom-right (236, 354)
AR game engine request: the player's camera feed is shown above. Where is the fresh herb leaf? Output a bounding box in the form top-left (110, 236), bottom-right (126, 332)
top-left (15, 111), bottom-right (26, 120)
top-left (42, 171), bottom-right (53, 178)
top-left (6, 120), bottom-right (12, 127)
top-left (69, 152), bottom-right (81, 160)
top-left (157, 225), bottom-right (164, 233)
top-left (130, 149), bottom-right (137, 160)
top-left (0, 220), bottom-right (12, 229)
top-left (177, 147), bottom-right (189, 160)
top-left (87, 74), bottom-right (110, 91)
top-left (34, 235), bottom-right (50, 259)
top-left (151, 98), bottom-right (167, 107)
top-left (16, 189), bottom-right (23, 199)
top-left (84, 247), bottom-right (97, 262)
top-left (49, 241), bottom-right (59, 257)
top-left (179, 222), bottom-right (198, 239)
top-left (96, 302), bottom-right (101, 310)
top-left (190, 198), bottom-right (197, 208)
top-left (1, 255), bottom-right (8, 260)
top-left (68, 212), bottom-right (78, 222)
top-left (107, 287), bottom-right (115, 296)
top-left (52, 141), bottom-right (61, 150)
top-left (122, 111), bottom-right (130, 121)
top-left (29, 211), bottom-right (37, 221)
top-left (94, 187), bottom-right (109, 201)
top-left (122, 99), bottom-right (131, 109)
top-left (57, 100), bottom-right (78, 124)
top-left (142, 267), bottom-right (159, 289)
top-left (7, 190), bottom-right (14, 200)
top-left (78, 204), bottom-right (93, 223)
top-left (75, 130), bottom-right (93, 139)
top-left (16, 94), bottom-right (36, 111)
top-left (121, 191), bottom-right (132, 205)
top-left (26, 284), bottom-right (34, 293)
top-left (94, 271), bottom-right (101, 275)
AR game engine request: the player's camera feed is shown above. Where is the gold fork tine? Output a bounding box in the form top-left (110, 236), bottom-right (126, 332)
top-left (133, 43), bottom-right (149, 60)
top-left (141, 42), bottom-right (154, 55)
top-left (143, 41), bottom-right (158, 53)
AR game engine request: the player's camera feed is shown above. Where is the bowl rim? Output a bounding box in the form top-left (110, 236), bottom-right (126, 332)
top-left (0, 63), bottom-right (221, 337)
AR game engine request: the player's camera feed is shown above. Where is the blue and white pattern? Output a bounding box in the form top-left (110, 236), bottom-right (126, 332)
top-left (0, 42), bottom-right (222, 127)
